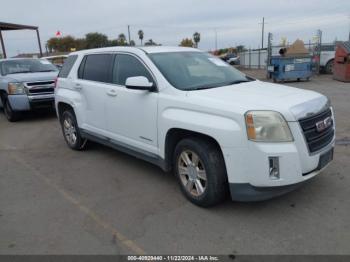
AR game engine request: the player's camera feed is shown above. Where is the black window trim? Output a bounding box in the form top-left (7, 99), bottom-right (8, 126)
top-left (113, 52), bottom-right (158, 91)
top-left (77, 51), bottom-right (158, 91)
top-left (77, 52), bottom-right (115, 84)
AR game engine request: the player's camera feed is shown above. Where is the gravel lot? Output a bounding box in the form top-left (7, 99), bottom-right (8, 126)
top-left (0, 72), bottom-right (349, 255)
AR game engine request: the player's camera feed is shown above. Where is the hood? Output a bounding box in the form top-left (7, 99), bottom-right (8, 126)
top-left (186, 80), bottom-right (328, 121)
top-left (4, 71), bottom-right (58, 83)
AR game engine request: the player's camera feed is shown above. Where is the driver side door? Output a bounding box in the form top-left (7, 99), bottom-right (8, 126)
top-left (105, 53), bottom-right (158, 155)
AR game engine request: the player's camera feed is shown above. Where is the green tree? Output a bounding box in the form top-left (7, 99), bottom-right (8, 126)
top-left (47, 37), bottom-right (59, 52)
top-left (108, 39), bottom-right (119, 47)
top-left (145, 39), bottom-right (157, 46)
top-left (117, 33), bottom-right (127, 46)
top-left (75, 38), bottom-right (87, 50)
top-left (193, 32), bottom-right (201, 48)
top-left (47, 36), bottom-right (76, 52)
top-left (236, 45), bottom-right (246, 53)
top-left (179, 38), bottom-right (194, 47)
top-left (138, 30), bottom-right (144, 45)
top-left (129, 40), bottom-right (136, 46)
top-left (85, 32), bottom-right (109, 49)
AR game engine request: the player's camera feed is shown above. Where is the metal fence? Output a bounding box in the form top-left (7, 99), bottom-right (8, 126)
top-left (238, 43), bottom-right (324, 69)
top-left (238, 49), bottom-right (268, 69)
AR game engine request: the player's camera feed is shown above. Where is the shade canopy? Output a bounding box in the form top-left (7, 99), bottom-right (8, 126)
top-left (0, 22), bottom-right (42, 58)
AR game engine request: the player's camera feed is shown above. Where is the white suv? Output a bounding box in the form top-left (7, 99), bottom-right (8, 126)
top-left (55, 46), bottom-right (335, 207)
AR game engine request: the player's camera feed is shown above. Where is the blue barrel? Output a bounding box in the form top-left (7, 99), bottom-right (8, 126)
top-left (268, 56), bottom-right (313, 82)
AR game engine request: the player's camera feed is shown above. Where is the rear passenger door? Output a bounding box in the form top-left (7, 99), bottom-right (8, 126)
top-left (105, 53), bottom-right (158, 154)
top-left (75, 53), bottom-right (114, 133)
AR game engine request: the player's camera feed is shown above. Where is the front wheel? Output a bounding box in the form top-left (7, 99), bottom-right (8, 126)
top-left (3, 99), bottom-right (21, 122)
top-left (174, 138), bottom-right (228, 207)
top-left (60, 110), bottom-right (87, 150)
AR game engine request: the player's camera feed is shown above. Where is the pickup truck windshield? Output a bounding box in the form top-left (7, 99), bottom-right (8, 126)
top-left (0, 59), bottom-right (58, 76)
top-left (148, 51), bottom-right (252, 90)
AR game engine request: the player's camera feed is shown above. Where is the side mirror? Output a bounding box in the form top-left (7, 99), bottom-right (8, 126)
top-left (125, 76), bottom-right (154, 91)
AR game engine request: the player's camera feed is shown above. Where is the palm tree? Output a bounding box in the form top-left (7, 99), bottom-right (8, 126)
top-left (118, 33), bottom-right (127, 46)
top-left (138, 30), bottom-right (144, 46)
top-left (193, 32), bottom-right (201, 48)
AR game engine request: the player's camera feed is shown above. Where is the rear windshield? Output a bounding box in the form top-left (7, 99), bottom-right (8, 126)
top-left (59, 55), bottom-right (78, 78)
top-left (0, 59), bottom-right (58, 76)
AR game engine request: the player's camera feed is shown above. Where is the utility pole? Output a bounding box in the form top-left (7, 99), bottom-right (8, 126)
top-left (214, 28), bottom-right (218, 51)
top-left (348, 14), bottom-right (350, 41)
top-left (127, 25), bottom-right (131, 45)
top-left (261, 17), bottom-right (265, 49)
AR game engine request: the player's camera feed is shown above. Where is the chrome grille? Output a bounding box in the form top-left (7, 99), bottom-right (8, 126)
top-left (25, 81), bottom-right (55, 95)
top-left (299, 108), bottom-right (335, 153)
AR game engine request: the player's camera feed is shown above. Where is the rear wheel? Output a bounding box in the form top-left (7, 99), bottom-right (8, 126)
top-left (174, 138), bottom-right (228, 207)
top-left (60, 110), bottom-right (87, 150)
top-left (325, 59), bottom-right (334, 74)
top-left (3, 99), bottom-right (21, 122)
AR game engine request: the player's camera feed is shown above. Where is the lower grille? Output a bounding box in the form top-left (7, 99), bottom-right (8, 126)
top-left (299, 108), bottom-right (335, 153)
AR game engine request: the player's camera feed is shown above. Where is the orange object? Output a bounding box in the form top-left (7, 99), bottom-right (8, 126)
top-left (333, 41), bottom-right (350, 82)
top-left (246, 113), bottom-right (256, 140)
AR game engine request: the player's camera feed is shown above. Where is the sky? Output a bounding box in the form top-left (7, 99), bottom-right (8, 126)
top-left (1, 0), bottom-right (349, 57)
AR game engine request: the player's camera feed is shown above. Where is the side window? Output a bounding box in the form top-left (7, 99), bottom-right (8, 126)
top-left (80, 54), bottom-right (114, 83)
top-left (113, 54), bottom-right (153, 85)
top-left (58, 55), bottom-right (78, 78)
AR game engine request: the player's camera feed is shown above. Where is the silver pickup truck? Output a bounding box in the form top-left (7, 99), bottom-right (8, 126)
top-left (0, 58), bottom-right (58, 121)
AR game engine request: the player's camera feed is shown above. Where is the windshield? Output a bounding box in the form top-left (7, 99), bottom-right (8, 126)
top-left (0, 59), bottom-right (58, 76)
top-left (148, 51), bottom-right (252, 90)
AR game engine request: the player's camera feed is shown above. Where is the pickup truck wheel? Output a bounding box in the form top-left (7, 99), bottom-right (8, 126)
top-left (325, 60), bottom-right (334, 74)
top-left (60, 110), bottom-right (86, 150)
top-left (174, 138), bottom-right (228, 207)
top-left (3, 99), bottom-right (21, 122)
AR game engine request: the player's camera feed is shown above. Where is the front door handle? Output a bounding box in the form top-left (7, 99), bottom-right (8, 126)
top-left (107, 89), bottom-right (118, 97)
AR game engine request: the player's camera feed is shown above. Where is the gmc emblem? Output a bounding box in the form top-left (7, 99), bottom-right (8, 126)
top-left (316, 116), bottom-right (332, 132)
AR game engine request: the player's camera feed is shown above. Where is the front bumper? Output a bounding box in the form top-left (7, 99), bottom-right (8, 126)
top-left (222, 120), bottom-right (335, 201)
top-left (7, 94), bottom-right (54, 111)
top-left (230, 177), bottom-right (314, 202)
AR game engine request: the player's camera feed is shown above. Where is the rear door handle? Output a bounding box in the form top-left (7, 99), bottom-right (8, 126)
top-left (107, 89), bottom-right (118, 97)
top-left (74, 83), bottom-right (83, 90)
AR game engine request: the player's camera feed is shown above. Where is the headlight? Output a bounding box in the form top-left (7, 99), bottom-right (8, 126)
top-left (8, 83), bottom-right (25, 95)
top-left (245, 111), bottom-right (293, 142)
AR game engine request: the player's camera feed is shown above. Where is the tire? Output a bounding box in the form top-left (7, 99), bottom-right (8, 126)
top-left (60, 110), bottom-right (87, 150)
top-left (3, 99), bottom-right (21, 122)
top-left (173, 138), bottom-right (228, 207)
top-left (325, 60), bottom-right (334, 74)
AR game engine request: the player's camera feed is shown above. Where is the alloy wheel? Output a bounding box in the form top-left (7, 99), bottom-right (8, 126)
top-left (63, 116), bottom-right (77, 146)
top-left (178, 150), bottom-right (207, 197)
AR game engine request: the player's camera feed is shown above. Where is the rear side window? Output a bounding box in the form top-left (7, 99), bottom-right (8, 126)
top-left (79, 54), bottom-right (114, 83)
top-left (58, 55), bottom-right (78, 78)
top-left (113, 54), bottom-right (153, 85)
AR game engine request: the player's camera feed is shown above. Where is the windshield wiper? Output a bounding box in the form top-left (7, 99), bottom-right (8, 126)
top-left (227, 79), bottom-right (251, 85)
top-left (192, 86), bottom-right (216, 90)
top-left (36, 70), bottom-right (57, 72)
top-left (6, 71), bottom-right (33, 75)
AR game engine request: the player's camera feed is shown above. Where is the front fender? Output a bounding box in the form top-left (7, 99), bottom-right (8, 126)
top-left (159, 108), bottom-right (246, 158)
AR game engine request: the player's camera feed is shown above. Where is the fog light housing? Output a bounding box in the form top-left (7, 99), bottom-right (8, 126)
top-left (269, 157), bottom-right (280, 180)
